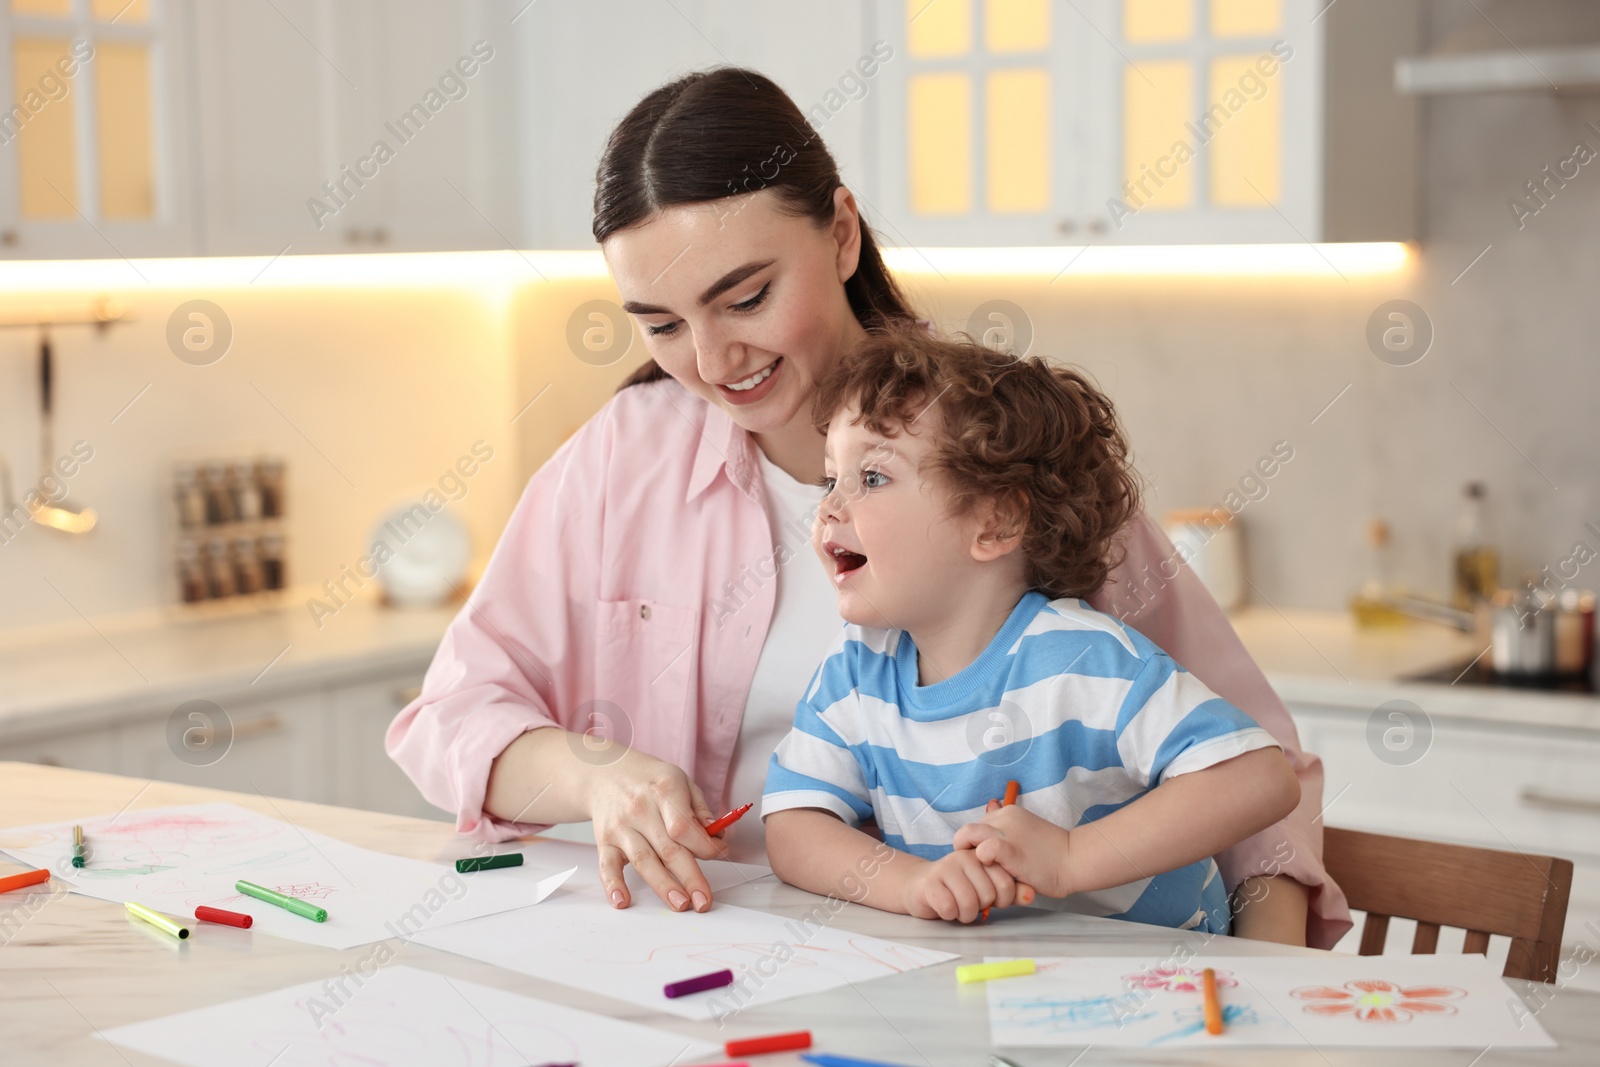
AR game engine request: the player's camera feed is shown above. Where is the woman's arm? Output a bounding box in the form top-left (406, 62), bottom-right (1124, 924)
top-left (1087, 512), bottom-right (1352, 948)
top-left (954, 748), bottom-right (1300, 898)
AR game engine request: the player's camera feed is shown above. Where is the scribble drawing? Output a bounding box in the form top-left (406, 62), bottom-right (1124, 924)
top-left (1151, 1003), bottom-right (1267, 1044)
top-left (995, 992), bottom-right (1155, 1031)
top-left (1122, 965), bottom-right (1238, 994)
top-left (1290, 980), bottom-right (1465, 1023)
top-left (274, 882), bottom-right (338, 901)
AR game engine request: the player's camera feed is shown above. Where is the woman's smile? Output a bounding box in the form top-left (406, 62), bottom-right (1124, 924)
top-left (715, 355), bottom-right (783, 405)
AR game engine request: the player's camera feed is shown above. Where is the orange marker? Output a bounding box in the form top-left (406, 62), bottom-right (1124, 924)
top-left (1202, 967), bottom-right (1224, 1035)
top-left (981, 780), bottom-right (1024, 922)
top-left (704, 802), bottom-right (753, 836)
top-left (0, 868), bottom-right (50, 894)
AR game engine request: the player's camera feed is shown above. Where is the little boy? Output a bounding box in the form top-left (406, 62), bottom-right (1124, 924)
top-left (762, 329), bottom-right (1300, 933)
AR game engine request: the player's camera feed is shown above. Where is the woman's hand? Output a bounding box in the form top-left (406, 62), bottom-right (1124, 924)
top-left (953, 804), bottom-right (1072, 899)
top-left (586, 746), bottom-right (728, 913)
top-left (900, 849), bottom-right (1022, 923)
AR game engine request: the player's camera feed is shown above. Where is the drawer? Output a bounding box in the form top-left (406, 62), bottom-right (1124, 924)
top-left (327, 675), bottom-right (443, 820)
top-left (0, 722), bottom-right (120, 774)
top-left (1293, 703), bottom-right (1600, 862)
top-left (117, 688), bottom-right (333, 804)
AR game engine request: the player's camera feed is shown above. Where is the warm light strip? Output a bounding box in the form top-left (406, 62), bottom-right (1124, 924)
top-left (883, 242), bottom-right (1411, 277)
top-left (0, 242), bottom-right (1409, 294)
top-left (0, 250), bottom-right (612, 292)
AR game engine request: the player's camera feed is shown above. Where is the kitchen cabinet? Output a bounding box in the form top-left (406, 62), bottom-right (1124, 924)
top-left (190, 0), bottom-right (517, 256)
top-left (1292, 700), bottom-right (1600, 979)
top-left (867, 0), bottom-right (1419, 246)
top-left (0, 0), bottom-right (198, 258)
top-left (0, 666), bottom-right (446, 822)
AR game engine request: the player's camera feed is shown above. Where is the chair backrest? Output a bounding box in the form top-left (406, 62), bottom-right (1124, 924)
top-left (1322, 826), bottom-right (1573, 983)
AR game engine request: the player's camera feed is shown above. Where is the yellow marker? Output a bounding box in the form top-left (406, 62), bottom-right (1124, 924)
top-left (125, 901), bottom-right (190, 940)
top-left (956, 958), bottom-right (1036, 984)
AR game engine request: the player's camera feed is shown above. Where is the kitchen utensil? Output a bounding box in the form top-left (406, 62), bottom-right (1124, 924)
top-left (30, 329), bottom-right (97, 534)
top-left (1487, 589), bottom-right (1555, 677)
top-left (370, 500), bottom-right (470, 608)
top-left (1553, 589), bottom-right (1595, 677)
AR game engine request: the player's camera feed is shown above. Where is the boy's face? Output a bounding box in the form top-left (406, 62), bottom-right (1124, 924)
top-left (813, 401), bottom-right (988, 631)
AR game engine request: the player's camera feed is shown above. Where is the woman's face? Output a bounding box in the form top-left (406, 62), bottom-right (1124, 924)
top-left (603, 187), bottom-right (867, 437)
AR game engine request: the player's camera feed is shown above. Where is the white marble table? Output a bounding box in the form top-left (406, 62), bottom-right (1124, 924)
top-left (2, 763), bottom-right (1592, 1066)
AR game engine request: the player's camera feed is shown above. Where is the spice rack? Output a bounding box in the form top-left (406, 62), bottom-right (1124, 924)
top-left (170, 456), bottom-right (288, 611)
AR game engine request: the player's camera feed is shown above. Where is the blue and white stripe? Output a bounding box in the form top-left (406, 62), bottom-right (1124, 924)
top-left (763, 590), bottom-right (1279, 933)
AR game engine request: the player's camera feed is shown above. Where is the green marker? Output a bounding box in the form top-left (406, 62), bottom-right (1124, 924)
top-left (71, 825), bottom-right (85, 868)
top-left (236, 879), bottom-right (327, 922)
top-left (455, 853), bottom-right (523, 874)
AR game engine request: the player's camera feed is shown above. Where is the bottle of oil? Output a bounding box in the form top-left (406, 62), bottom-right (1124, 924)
top-left (1352, 519), bottom-right (1408, 626)
top-left (1452, 482), bottom-right (1499, 609)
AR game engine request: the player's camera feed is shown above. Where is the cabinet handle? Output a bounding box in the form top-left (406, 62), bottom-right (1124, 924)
top-left (1519, 787), bottom-right (1600, 816)
top-left (394, 685), bottom-right (422, 706)
top-left (232, 713), bottom-right (284, 741)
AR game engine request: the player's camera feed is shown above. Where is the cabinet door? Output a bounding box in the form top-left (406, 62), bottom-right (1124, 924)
top-left (870, 0), bottom-right (1085, 247)
top-left (117, 688), bottom-right (333, 803)
top-left (0, 720), bottom-right (119, 772)
top-left (329, 674), bottom-right (445, 820)
top-left (0, 0), bottom-right (197, 258)
top-left (1076, 0), bottom-right (1322, 244)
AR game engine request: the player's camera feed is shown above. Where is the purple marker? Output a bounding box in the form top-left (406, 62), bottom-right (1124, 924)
top-left (663, 967), bottom-right (735, 999)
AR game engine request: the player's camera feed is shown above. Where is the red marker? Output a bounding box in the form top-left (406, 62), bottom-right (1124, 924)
top-left (0, 868), bottom-right (50, 894)
top-left (704, 802), bottom-right (753, 837)
top-left (195, 905), bottom-right (254, 928)
top-left (725, 1030), bottom-right (810, 1057)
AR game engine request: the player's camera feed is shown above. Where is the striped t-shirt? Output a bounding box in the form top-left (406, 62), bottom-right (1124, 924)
top-left (762, 590), bottom-right (1280, 934)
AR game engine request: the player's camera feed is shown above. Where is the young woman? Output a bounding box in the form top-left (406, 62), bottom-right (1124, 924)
top-left (387, 68), bottom-right (1350, 948)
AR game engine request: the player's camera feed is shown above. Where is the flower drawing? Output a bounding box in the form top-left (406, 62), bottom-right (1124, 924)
top-left (1122, 966), bottom-right (1239, 994)
top-left (1290, 979), bottom-right (1465, 1023)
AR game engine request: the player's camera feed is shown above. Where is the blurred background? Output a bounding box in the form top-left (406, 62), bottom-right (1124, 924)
top-left (0, 0), bottom-right (1597, 976)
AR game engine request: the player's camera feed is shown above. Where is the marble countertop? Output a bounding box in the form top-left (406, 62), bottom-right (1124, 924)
top-left (2, 763), bottom-right (1595, 1066)
top-left (1229, 606), bottom-right (1600, 734)
top-left (0, 595), bottom-right (459, 743)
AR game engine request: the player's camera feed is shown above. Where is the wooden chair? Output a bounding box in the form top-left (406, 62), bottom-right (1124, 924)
top-left (1323, 826), bottom-right (1573, 983)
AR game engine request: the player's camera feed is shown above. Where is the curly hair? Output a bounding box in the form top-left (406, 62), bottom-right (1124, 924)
top-left (811, 327), bottom-right (1143, 601)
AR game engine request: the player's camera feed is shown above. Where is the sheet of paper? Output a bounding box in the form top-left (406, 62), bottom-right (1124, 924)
top-left (984, 955), bottom-right (1557, 1049)
top-left (0, 803), bottom-right (572, 950)
top-left (411, 857), bottom-right (957, 1022)
top-left (494, 835), bottom-right (773, 895)
top-left (98, 964), bottom-right (718, 1067)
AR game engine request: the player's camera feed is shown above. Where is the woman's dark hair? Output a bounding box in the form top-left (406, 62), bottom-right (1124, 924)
top-left (594, 68), bottom-right (916, 391)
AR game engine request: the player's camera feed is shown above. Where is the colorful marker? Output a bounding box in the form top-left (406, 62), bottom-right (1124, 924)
top-left (981, 780), bottom-right (1022, 921)
top-left (126, 901), bottom-right (189, 939)
top-left (664, 967), bottom-right (734, 998)
top-left (71, 825), bottom-right (85, 868)
top-left (195, 905), bottom-right (254, 928)
top-left (802, 1055), bottom-right (918, 1067)
top-left (455, 853), bottom-right (524, 873)
top-left (1202, 966), bottom-right (1225, 1035)
top-left (0, 868), bottom-right (50, 894)
top-left (956, 958), bottom-right (1036, 984)
top-left (704, 802), bottom-right (753, 836)
top-left (725, 1030), bottom-right (811, 1056)
top-left (236, 879), bottom-right (327, 922)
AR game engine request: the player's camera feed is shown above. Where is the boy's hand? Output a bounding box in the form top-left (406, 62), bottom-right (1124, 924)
top-left (953, 803), bottom-right (1075, 899)
top-left (900, 849), bottom-right (1021, 923)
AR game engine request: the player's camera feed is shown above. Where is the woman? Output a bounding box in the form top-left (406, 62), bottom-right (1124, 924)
top-left (387, 68), bottom-right (1350, 948)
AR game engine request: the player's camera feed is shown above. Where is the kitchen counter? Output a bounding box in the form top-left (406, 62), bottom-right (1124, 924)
top-left (1229, 606), bottom-right (1600, 736)
top-left (0, 594), bottom-right (459, 743)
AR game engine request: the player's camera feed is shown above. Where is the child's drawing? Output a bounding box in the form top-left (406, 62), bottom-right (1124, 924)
top-left (1290, 979), bottom-right (1465, 1023)
top-left (994, 992), bottom-right (1155, 1031)
top-left (1122, 964), bottom-right (1238, 994)
top-left (1151, 1002), bottom-right (1267, 1044)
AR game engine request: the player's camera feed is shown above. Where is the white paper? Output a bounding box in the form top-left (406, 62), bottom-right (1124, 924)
top-left (411, 855), bottom-right (957, 1021)
top-left (0, 804), bottom-right (573, 950)
top-left (99, 964), bottom-right (718, 1067)
top-left (984, 955), bottom-right (1557, 1049)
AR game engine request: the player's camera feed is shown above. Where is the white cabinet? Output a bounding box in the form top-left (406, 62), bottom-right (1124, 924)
top-left (191, 0), bottom-right (515, 256)
top-left (0, 0), bottom-right (199, 258)
top-left (1291, 700), bottom-right (1600, 978)
top-left (0, 718), bottom-right (119, 773)
top-left (329, 674), bottom-right (442, 820)
top-left (866, 0), bottom-right (1419, 246)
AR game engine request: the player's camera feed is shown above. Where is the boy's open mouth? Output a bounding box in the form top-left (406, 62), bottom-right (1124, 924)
top-left (826, 542), bottom-right (868, 578)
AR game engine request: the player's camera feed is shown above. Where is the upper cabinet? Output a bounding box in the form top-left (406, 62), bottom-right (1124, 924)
top-left (0, 0), bottom-right (196, 258)
top-left (868, 0), bottom-right (1420, 246)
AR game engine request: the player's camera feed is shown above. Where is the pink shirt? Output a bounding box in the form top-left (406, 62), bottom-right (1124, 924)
top-left (386, 377), bottom-right (1352, 949)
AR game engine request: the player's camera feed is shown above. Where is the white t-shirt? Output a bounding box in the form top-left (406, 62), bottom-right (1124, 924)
top-left (722, 447), bottom-right (842, 863)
